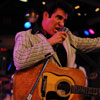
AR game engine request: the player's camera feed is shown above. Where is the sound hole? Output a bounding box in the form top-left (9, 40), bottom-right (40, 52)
top-left (57, 81), bottom-right (70, 95)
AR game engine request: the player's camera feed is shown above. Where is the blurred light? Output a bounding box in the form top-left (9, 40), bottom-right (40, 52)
top-left (8, 62), bottom-right (12, 71)
top-left (95, 8), bottom-right (100, 12)
top-left (0, 48), bottom-right (7, 51)
top-left (0, 81), bottom-right (1, 85)
top-left (77, 13), bottom-right (81, 16)
top-left (25, 10), bottom-right (39, 24)
top-left (84, 13), bottom-right (87, 16)
top-left (42, 1), bottom-right (46, 5)
top-left (2, 56), bottom-right (6, 60)
top-left (1, 48), bottom-right (3, 51)
top-left (19, 0), bottom-right (28, 2)
top-left (3, 48), bottom-right (7, 51)
top-left (24, 21), bottom-right (31, 29)
top-left (28, 12), bottom-right (39, 23)
top-left (84, 30), bottom-right (89, 36)
top-left (25, 13), bottom-right (30, 17)
top-left (89, 29), bottom-right (95, 34)
top-left (74, 5), bottom-right (80, 9)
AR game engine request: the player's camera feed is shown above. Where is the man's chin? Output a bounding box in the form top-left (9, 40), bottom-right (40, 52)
top-left (49, 32), bottom-right (55, 36)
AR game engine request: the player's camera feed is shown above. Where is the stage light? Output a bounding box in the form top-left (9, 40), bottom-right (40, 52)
top-left (84, 30), bottom-right (89, 36)
top-left (95, 8), bottom-right (100, 12)
top-left (89, 29), bottom-right (95, 34)
top-left (84, 13), bottom-right (87, 16)
top-left (19, 0), bottom-right (28, 2)
top-left (24, 21), bottom-right (31, 29)
top-left (74, 5), bottom-right (80, 9)
top-left (0, 48), bottom-right (7, 51)
top-left (77, 13), bottom-right (81, 16)
top-left (8, 62), bottom-right (12, 71)
top-left (42, 1), bottom-right (46, 5)
top-left (25, 13), bottom-right (30, 17)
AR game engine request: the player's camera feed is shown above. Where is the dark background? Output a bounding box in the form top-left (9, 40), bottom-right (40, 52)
top-left (0, 0), bottom-right (100, 99)
top-left (0, 0), bottom-right (100, 47)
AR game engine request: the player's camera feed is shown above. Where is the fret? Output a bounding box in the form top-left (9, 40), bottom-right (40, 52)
top-left (85, 86), bottom-right (88, 95)
top-left (93, 88), bottom-right (98, 95)
top-left (71, 85), bottom-right (100, 96)
top-left (88, 87), bottom-right (93, 95)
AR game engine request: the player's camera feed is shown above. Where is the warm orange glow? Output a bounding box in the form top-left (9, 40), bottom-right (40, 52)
top-left (77, 13), bottom-right (81, 16)
top-left (95, 8), bottom-right (100, 12)
top-left (74, 5), bottom-right (80, 9)
top-left (42, 1), bottom-right (46, 5)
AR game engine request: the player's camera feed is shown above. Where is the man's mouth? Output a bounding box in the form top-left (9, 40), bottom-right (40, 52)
top-left (56, 27), bottom-right (60, 30)
top-left (54, 27), bottom-right (61, 32)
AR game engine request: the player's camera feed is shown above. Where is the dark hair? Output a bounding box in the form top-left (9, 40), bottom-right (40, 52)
top-left (43, 0), bottom-right (74, 17)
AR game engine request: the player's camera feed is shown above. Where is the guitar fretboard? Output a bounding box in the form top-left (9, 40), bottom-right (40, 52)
top-left (71, 85), bottom-right (100, 96)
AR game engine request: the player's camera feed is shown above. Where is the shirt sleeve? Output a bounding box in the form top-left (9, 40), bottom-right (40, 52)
top-left (66, 27), bottom-right (100, 52)
top-left (13, 31), bottom-right (54, 70)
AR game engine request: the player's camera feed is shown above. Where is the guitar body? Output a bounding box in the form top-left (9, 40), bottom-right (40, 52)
top-left (13, 62), bottom-right (86, 100)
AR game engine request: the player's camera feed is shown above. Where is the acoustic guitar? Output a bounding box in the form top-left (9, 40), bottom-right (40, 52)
top-left (13, 61), bottom-right (100, 100)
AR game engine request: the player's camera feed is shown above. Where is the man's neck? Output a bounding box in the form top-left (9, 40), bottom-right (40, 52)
top-left (41, 27), bottom-right (52, 39)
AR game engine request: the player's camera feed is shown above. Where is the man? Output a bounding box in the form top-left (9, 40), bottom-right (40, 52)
top-left (13, 0), bottom-right (100, 99)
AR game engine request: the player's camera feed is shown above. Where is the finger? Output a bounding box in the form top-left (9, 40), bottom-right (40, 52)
top-left (60, 31), bottom-right (67, 36)
top-left (63, 32), bottom-right (67, 37)
top-left (62, 32), bottom-right (67, 37)
top-left (62, 35), bottom-right (67, 40)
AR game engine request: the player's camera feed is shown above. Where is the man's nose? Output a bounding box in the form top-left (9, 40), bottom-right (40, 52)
top-left (59, 21), bottom-right (64, 27)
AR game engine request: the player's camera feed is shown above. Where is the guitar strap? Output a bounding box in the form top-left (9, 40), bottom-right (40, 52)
top-left (26, 57), bottom-right (50, 100)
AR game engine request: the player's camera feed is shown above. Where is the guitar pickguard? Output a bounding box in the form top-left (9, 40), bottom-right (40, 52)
top-left (38, 72), bottom-right (75, 100)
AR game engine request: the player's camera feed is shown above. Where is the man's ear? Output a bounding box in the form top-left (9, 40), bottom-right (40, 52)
top-left (43, 11), bottom-right (49, 19)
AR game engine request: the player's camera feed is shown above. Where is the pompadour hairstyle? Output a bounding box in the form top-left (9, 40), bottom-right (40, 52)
top-left (43, 0), bottom-right (74, 17)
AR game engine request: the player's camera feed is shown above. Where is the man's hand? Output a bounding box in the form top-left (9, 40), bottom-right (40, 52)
top-left (48, 31), bottom-right (67, 46)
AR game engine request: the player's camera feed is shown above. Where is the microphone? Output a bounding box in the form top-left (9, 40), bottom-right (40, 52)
top-left (54, 27), bottom-right (71, 50)
top-left (59, 27), bottom-right (71, 35)
top-left (54, 27), bottom-right (68, 49)
top-left (59, 27), bottom-right (66, 31)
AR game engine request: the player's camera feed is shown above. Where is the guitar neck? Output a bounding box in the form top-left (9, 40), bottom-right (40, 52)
top-left (71, 85), bottom-right (100, 96)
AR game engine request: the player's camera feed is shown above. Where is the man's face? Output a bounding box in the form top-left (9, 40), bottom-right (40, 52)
top-left (42, 8), bottom-right (68, 36)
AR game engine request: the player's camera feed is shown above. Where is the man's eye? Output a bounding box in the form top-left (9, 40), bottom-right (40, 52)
top-left (56, 15), bottom-right (63, 20)
top-left (57, 16), bottom-right (62, 19)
